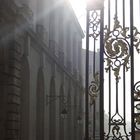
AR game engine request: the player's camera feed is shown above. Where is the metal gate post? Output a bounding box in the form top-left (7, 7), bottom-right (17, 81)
top-left (99, 7), bottom-right (104, 140)
top-left (85, 10), bottom-right (90, 140)
top-left (130, 0), bottom-right (135, 139)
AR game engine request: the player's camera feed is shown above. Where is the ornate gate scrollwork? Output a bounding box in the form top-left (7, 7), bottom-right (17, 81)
top-left (85, 0), bottom-right (140, 140)
top-left (87, 9), bottom-right (101, 140)
top-left (88, 10), bottom-right (100, 104)
top-left (134, 81), bottom-right (140, 131)
top-left (104, 15), bottom-right (140, 140)
top-left (89, 10), bottom-right (101, 39)
top-left (88, 72), bottom-right (99, 105)
top-left (104, 16), bottom-right (130, 80)
top-left (104, 15), bottom-right (140, 80)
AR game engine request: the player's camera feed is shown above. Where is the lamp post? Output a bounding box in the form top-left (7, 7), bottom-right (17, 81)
top-left (46, 95), bottom-right (83, 120)
top-left (60, 108), bottom-right (68, 119)
top-left (85, 0), bottom-right (103, 140)
top-left (46, 95), bottom-right (68, 105)
top-left (77, 115), bottom-right (82, 124)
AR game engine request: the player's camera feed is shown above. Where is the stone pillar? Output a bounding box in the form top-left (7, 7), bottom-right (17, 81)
top-left (0, 1), bottom-right (32, 140)
top-left (6, 40), bottom-right (22, 140)
top-left (0, 19), bottom-right (22, 140)
top-left (0, 8), bottom-right (21, 140)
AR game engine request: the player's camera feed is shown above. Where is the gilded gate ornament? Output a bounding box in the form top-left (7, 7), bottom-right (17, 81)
top-left (133, 26), bottom-right (140, 53)
top-left (87, 9), bottom-right (140, 138)
top-left (104, 15), bottom-right (140, 80)
top-left (104, 16), bottom-right (130, 80)
top-left (104, 15), bottom-right (140, 139)
top-left (86, 0), bottom-right (140, 139)
top-left (89, 10), bottom-right (100, 40)
top-left (88, 10), bottom-right (101, 103)
top-left (88, 72), bottom-right (99, 104)
top-left (134, 81), bottom-right (140, 130)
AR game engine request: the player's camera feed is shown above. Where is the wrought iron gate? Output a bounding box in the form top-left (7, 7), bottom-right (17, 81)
top-left (85, 0), bottom-right (140, 140)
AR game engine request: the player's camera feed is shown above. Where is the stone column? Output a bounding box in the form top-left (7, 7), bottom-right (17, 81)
top-left (0, 1), bottom-right (32, 140)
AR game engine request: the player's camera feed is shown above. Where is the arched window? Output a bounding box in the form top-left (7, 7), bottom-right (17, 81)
top-left (21, 57), bottom-right (29, 140)
top-left (73, 88), bottom-right (78, 140)
top-left (59, 84), bottom-right (64, 140)
top-left (36, 68), bottom-right (44, 140)
top-left (67, 88), bottom-right (71, 140)
top-left (49, 76), bottom-right (56, 140)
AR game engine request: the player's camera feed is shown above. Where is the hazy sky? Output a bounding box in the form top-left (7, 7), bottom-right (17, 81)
top-left (69, 0), bottom-right (86, 30)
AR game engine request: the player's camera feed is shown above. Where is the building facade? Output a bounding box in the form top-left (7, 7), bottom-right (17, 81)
top-left (0, 0), bottom-right (84, 140)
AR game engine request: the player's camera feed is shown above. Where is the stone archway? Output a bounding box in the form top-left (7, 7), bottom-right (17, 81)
top-left (49, 76), bottom-right (56, 140)
top-left (67, 87), bottom-right (71, 140)
top-left (36, 68), bottom-right (45, 140)
top-left (21, 57), bottom-right (30, 140)
top-left (59, 84), bottom-right (64, 140)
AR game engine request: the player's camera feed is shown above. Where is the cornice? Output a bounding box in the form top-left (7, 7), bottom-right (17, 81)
top-left (0, 0), bottom-right (33, 26)
top-left (26, 28), bottom-right (83, 88)
top-left (0, 0), bottom-right (84, 89)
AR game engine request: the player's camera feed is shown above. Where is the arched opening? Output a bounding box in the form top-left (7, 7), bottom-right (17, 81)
top-left (36, 68), bottom-right (44, 140)
top-left (49, 76), bottom-right (56, 140)
top-left (67, 87), bottom-right (71, 140)
top-left (59, 84), bottom-right (64, 140)
top-left (73, 87), bottom-right (78, 140)
top-left (21, 57), bottom-right (29, 140)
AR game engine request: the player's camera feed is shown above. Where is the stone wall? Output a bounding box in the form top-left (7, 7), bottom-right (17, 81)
top-left (0, 1), bottom-right (84, 140)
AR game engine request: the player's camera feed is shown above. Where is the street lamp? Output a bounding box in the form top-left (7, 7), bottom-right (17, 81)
top-left (60, 106), bottom-right (83, 121)
top-left (77, 115), bottom-right (82, 124)
top-left (60, 108), bottom-right (68, 119)
top-left (46, 95), bottom-right (68, 119)
top-left (46, 95), bottom-right (82, 121)
top-left (46, 95), bottom-right (67, 105)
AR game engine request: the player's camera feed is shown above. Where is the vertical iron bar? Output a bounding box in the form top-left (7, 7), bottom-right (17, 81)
top-left (122, 0), bottom-right (125, 28)
top-left (108, 0), bottom-right (110, 29)
top-left (108, 68), bottom-right (111, 130)
top-left (93, 39), bottom-right (96, 77)
top-left (108, 0), bottom-right (111, 134)
top-left (122, 0), bottom-right (127, 134)
top-left (93, 38), bottom-right (96, 140)
top-left (93, 103), bottom-right (95, 140)
top-left (100, 8), bottom-right (104, 140)
top-left (115, 0), bottom-right (118, 16)
top-left (122, 0), bottom-right (126, 123)
top-left (123, 66), bottom-right (126, 126)
top-left (130, 0), bottom-right (135, 139)
top-left (116, 78), bottom-right (119, 113)
top-left (85, 10), bottom-right (90, 140)
top-left (122, 0), bottom-right (126, 126)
